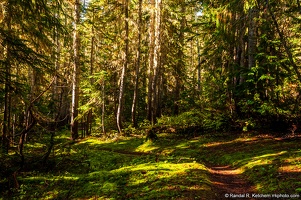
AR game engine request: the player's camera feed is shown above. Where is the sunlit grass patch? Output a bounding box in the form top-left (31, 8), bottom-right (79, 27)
top-left (284, 157), bottom-right (301, 163)
top-left (203, 136), bottom-right (259, 148)
top-left (279, 165), bottom-right (301, 173)
top-left (198, 133), bottom-right (301, 194)
top-left (108, 162), bottom-right (211, 199)
top-left (5, 130), bottom-right (301, 199)
top-left (135, 140), bottom-right (159, 152)
top-left (242, 151), bottom-right (287, 170)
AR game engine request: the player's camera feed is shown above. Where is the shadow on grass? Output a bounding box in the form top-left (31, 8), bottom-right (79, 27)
top-left (195, 134), bottom-right (301, 194)
top-left (3, 132), bottom-right (301, 199)
top-left (4, 134), bottom-right (212, 199)
top-left (13, 163), bottom-right (211, 199)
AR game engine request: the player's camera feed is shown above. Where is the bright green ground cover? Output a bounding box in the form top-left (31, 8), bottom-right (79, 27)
top-left (1, 132), bottom-right (301, 199)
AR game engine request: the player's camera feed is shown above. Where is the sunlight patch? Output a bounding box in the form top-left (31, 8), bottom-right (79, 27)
top-left (208, 167), bottom-right (243, 175)
top-left (135, 141), bottom-right (159, 152)
top-left (122, 162), bottom-right (207, 188)
top-left (253, 151), bottom-right (287, 159)
top-left (25, 143), bottom-right (45, 148)
top-left (243, 151), bottom-right (288, 169)
top-left (203, 137), bottom-right (258, 147)
top-left (44, 190), bottom-right (59, 200)
top-left (80, 137), bottom-right (106, 145)
top-left (284, 157), bottom-right (301, 163)
top-left (244, 159), bottom-right (272, 169)
top-left (279, 165), bottom-right (301, 173)
top-left (176, 143), bottom-right (190, 149)
top-left (243, 152), bottom-right (287, 170)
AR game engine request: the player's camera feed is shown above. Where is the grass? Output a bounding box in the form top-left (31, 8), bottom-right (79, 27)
top-left (1, 131), bottom-right (301, 199)
top-left (198, 133), bottom-right (301, 194)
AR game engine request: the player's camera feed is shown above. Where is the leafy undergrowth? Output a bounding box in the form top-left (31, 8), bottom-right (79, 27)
top-left (1, 131), bottom-right (301, 199)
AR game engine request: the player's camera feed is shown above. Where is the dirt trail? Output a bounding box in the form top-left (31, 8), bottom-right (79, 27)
top-left (208, 165), bottom-right (257, 200)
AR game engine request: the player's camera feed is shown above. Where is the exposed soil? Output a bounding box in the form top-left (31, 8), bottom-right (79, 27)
top-left (208, 165), bottom-right (257, 200)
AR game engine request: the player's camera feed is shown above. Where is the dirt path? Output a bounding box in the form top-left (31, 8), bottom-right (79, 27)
top-left (208, 165), bottom-right (257, 200)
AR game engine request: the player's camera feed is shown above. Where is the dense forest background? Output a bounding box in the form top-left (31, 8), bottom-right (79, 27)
top-left (1, 0), bottom-right (301, 165)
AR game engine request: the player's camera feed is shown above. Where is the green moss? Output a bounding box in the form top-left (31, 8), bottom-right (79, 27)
top-left (5, 131), bottom-right (301, 199)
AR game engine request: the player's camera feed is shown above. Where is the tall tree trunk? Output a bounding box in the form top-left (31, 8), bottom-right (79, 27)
top-left (147, 0), bottom-right (155, 122)
top-left (131, 0), bottom-right (142, 127)
top-left (3, 59), bottom-right (12, 153)
top-left (2, 0), bottom-right (12, 153)
top-left (102, 82), bottom-right (106, 135)
top-left (117, 0), bottom-right (129, 134)
top-left (71, 0), bottom-right (81, 140)
top-left (149, 0), bottom-right (161, 124)
top-left (87, 8), bottom-right (95, 136)
top-left (233, 6), bottom-right (246, 117)
top-left (3, 47), bottom-right (11, 154)
top-left (197, 38), bottom-right (201, 92)
top-left (174, 0), bottom-right (185, 115)
top-left (43, 3), bottom-right (61, 164)
top-left (248, 7), bottom-right (257, 70)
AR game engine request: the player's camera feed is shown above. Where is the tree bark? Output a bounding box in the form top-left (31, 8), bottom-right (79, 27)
top-left (248, 7), bottom-right (257, 70)
top-left (174, 0), bottom-right (185, 115)
top-left (131, 0), bottom-right (142, 127)
top-left (2, 0), bottom-right (12, 154)
top-left (71, 0), bottom-right (81, 140)
top-left (87, 8), bottom-right (95, 136)
top-left (197, 38), bottom-right (201, 92)
top-left (148, 0), bottom-right (162, 124)
top-left (117, 0), bottom-right (129, 134)
top-left (102, 82), bottom-right (106, 135)
top-left (151, 0), bottom-right (159, 123)
top-left (147, 0), bottom-right (155, 122)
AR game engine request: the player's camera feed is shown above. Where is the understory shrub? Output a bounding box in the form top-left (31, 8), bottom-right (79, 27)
top-left (155, 109), bottom-right (233, 134)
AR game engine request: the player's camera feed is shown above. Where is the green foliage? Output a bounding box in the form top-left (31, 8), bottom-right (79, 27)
top-left (201, 111), bottom-right (232, 132)
top-left (124, 124), bottom-right (143, 136)
top-left (157, 110), bottom-right (203, 128)
top-left (155, 109), bottom-right (234, 133)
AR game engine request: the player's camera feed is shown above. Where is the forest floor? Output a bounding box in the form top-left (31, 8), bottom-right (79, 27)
top-left (208, 165), bottom-right (256, 199)
top-left (1, 131), bottom-right (301, 199)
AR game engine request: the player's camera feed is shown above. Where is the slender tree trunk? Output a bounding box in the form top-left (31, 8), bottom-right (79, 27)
top-left (197, 38), bottom-right (201, 92)
top-left (117, 0), bottom-right (129, 134)
top-left (87, 9), bottom-right (95, 136)
top-left (248, 7), bottom-right (257, 70)
top-left (43, 5), bottom-right (61, 164)
top-left (131, 0), bottom-right (142, 127)
top-left (174, 0), bottom-right (185, 115)
top-left (2, 0), bottom-right (12, 153)
top-left (102, 82), bottom-right (106, 135)
top-left (233, 7), bottom-right (245, 117)
top-left (3, 54), bottom-right (11, 154)
top-left (53, 35), bottom-right (61, 118)
top-left (71, 0), bottom-right (81, 140)
top-left (147, 0), bottom-right (155, 122)
top-left (238, 17), bottom-right (246, 84)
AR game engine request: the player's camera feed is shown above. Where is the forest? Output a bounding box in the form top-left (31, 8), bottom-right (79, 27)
top-left (1, 0), bottom-right (301, 199)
